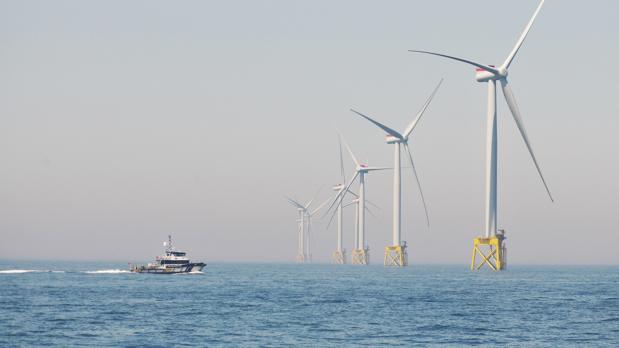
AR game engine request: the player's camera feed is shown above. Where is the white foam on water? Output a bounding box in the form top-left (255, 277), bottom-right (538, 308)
top-left (0, 269), bottom-right (66, 274)
top-left (84, 269), bottom-right (131, 274)
top-left (0, 269), bottom-right (40, 274)
top-left (175, 271), bottom-right (205, 275)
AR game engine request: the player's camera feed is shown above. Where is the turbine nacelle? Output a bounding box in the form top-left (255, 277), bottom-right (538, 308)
top-left (356, 164), bottom-right (369, 172)
top-left (385, 135), bottom-right (402, 144)
top-left (474, 65), bottom-right (508, 82)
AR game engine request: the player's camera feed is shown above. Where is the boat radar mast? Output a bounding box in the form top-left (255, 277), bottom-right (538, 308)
top-left (164, 235), bottom-right (174, 252)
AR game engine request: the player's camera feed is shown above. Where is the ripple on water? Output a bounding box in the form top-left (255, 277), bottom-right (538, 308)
top-left (0, 263), bottom-right (617, 347)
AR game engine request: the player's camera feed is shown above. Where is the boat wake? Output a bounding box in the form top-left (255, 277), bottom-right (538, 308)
top-left (0, 269), bottom-right (39, 274)
top-left (0, 269), bottom-right (64, 274)
top-left (174, 271), bottom-right (205, 275)
top-left (84, 269), bottom-right (131, 274)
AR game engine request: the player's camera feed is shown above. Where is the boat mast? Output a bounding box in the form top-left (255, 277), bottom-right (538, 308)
top-left (166, 235), bottom-right (173, 252)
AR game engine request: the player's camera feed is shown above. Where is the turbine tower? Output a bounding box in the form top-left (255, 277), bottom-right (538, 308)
top-left (328, 133), bottom-right (390, 265)
top-left (410, 0), bottom-right (553, 271)
top-left (350, 79), bottom-right (442, 266)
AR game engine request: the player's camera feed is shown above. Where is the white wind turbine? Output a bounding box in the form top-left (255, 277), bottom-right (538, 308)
top-left (285, 192), bottom-right (330, 263)
top-left (330, 135), bottom-right (349, 264)
top-left (350, 78), bottom-right (442, 266)
top-left (285, 196), bottom-right (309, 262)
top-left (327, 133), bottom-right (390, 265)
top-left (409, 0), bottom-right (553, 242)
top-left (328, 133), bottom-right (370, 264)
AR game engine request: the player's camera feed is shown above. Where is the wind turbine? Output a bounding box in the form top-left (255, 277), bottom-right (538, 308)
top-left (329, 133), bottom-right (354, 264)
top-left (285, 189), bottom-right (326, 263)
top-left (350, 78), bottom-right (442, 266)
top-left (409, 0), bottom-right (553, 270)
top-left (327, 133), bottom-right (390, 265)
top-left (285, 196), bottom-right (310, 263)
top-left (329, 135), bottom-right (348, 264)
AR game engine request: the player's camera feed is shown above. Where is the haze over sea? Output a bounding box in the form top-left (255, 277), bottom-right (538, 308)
top-left (1, 261), bottom-right (617, 347)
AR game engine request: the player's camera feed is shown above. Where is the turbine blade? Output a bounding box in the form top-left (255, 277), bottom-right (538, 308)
top-left (304, 186), bottom-right (323, 210)
top-left (343, 200), bottom-right (357, 208)
top-left (403, 78), bottom-right (443, 139)
top-left (403, 143), bottom-right (430, 227)
top-left (284, 196), bottom-right (305, 210)
top-left (364, 166), bottom-right (392, 172)
top-left (326, 206), bottom-right (338, 229)
top-left (310, 196), bottom-right (332, 216)
top-left (337, 132), bottom-right (346, 182)
top-left (350, 109), bottom-right (403, 140)
top-left (500, 78), bottom-right (553, 201)
top-left (346, 189), bottom-right (359, 198)
top-left (323, 172), bottom-right (359, 218)
top-left (365, 199), bottom-right (381, 211)
top-left (502, 0), bottom-right (545, 69)
top-left (365, 205), bottom-right (377, 218)
top-left (408, 50), bottom-right (500, 75)
top-left (338, 130), bottom-right (361, 167)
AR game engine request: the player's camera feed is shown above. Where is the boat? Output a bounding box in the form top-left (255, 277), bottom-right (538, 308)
top-left (130, 235), bottom-right (206, 274)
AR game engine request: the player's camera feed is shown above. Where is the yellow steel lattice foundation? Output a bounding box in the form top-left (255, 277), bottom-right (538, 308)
top-left (384, 245), bottom-right (408, 267)
top-left (351, 249), bottom-right (369, 265)
top-left (471, 234), bottom-right (507, 271)
top-left (332, 250), bottom-right (346, 265)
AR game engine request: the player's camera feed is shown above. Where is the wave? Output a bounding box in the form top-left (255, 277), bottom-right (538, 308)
top-left (174, 271), bottom-right (205, 275)
top-left (84, 269), bottom-right (131, 274)
top-left (0, 269), bottom-right (40, 274)
top-left (0, 269), bottom-right (64, 274)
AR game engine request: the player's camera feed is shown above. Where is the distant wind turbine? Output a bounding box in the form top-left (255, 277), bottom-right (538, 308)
top-left (350, 78), bottom-right (442, 266)
top-left (285, 189), bottom-right (328, 263)
top-left (327, 132), bottom-right (390, 265)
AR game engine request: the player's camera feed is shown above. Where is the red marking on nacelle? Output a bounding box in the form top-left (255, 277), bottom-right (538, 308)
top-left (476, 65), bottom-right (496, 72)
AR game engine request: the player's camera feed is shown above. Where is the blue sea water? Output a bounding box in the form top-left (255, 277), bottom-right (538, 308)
top-left (0, 261), bottom-right (617, 347)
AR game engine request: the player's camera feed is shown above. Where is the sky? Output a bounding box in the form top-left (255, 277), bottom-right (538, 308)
top-left (1, 0), bottom-right (618, 264)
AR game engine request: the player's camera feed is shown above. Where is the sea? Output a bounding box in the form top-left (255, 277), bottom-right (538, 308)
top-left (0, 261), bottom-right (617, 347)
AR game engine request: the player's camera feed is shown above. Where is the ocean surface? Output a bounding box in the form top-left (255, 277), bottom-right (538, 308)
top-left (0, 261), bottom-right (617, 347)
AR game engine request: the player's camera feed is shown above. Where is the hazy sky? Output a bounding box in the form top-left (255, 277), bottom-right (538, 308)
top-left (1, 0), bottom-right (618, 264)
